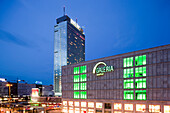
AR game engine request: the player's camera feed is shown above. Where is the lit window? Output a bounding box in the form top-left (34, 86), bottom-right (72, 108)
top-left (74, 67), bottom-right (79, 74)
top-left (80, 91), bottom-right (87, 99)
top-left (81, 108), bottom-right (87, 113)
top-left (123, 68), bottom-right (133, 78)
top-left (62, 107), bottom-right (67, 112)
top-left (164, 105), bottom-right (170, 113)
top-left (135, 66), bottom-right (146, 77)
top-left (124, 90), bottom-right (134, 100)
top-left (124, 79), bottom-right (134, 89)
top-left (135, 78), bottom-right (146, 89)
top-left (81, 102), bottom-right (86, 107)
top-left (135, 90), bottom-right (146, 100)
top-left (74, 83), bottom-right (79, 90)
top-left (123, 57), bottom-right (133, 67)
top-left (80, 83), bottom-right (86, 90)
top-left (74, 92), bottom-right (79, 99)
top-left (74, 101), bottom-right (79, 107)
top-left (88, 109), bottom-right (94, 113)
top-left (80, 65), bottom-right (87, 73)
top-left (88, 102), bottom-right (94, 108)
top-left (136, 104), bottom-right (146, 112)
top-left (114, 103), bottom-right (122, 110)
top-left (75, 108), bottom-right (79, 113)
top-left (69, 101), bottom-right (73, 106)
top-left (124, 104), bottom-right (133, 111)
top-left (74, 75), bottom-right (79, 82)
top-left (80, 74), bottom-right (87, 82)
top-left (135, 55), bottom-right (146, 66)
top-left (149, 105), bottom-right (160, 112)
top-left (96, 102), bottom-right (102, 108)
top-left (63, 101), bottom-right (67, 106)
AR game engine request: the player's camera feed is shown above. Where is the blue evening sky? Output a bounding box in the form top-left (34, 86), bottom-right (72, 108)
top-left (0, 0), bottom-right (170, 85)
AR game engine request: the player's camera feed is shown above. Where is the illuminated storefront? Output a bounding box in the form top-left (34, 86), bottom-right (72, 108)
top-left (62, 44), bottom-right (170, 113)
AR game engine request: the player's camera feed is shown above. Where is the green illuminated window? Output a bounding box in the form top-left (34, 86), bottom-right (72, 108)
top-left (135, 90), bottom-right (146, 100)
top-left (135, 55), bottom-right (146, 66)
top-left (135, 78), bottom-right (146, 89)
top-left (80, 91), bottom-right (87, 99)
top-left (124, 79), bottom-right (134, 89)
top-left (74, 67), bottom-right (79, 74)
top-left (80, 65), bottom-right (87, 73)
top-left (74, 83), bottom-right (79, 90)
top-left (74, 91), bottom-right (79, 99)
top-left (80, 74), bottom-right (86, 82)
top-left (135, 67), bottom-right (146, 77)
top-left (123, 68), bottom-right (134, 78)
top-left (124, 90), bottom-right (134, 100)
top-left (123, 57), bottom-right (133, 68)
top-left (74, 75), bottom-right (79, 82)
top-left (80, 83), bottom-right (86, 90)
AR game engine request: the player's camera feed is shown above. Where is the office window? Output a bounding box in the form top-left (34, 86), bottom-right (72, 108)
top-left (75, 108), bottom-right (80, 113)
top-left (164, 105), bottom-right (170, 113)
top-left (74, 101), bottom-right (79, 107)
top-left (123, 57), bottom-right (133, 67)
top-left (135, 90), bottom-right (146, 100)
top-left (149, 105), bottom-right (160, 112)
top-left (74, 67), bottom-right (79, 74)
top-left (80, 74), bottom-right (87, 82)
top-left (74, 83), bottom-right (79, 90)
top-left (69, 101), bottom-right (73, 106)
top-left (74, 75), bottom-right (79, 82)
top-left (80, 91), bottom-right (87, 99)
top-left (114, 103), bottom-right (122, 110)
top-left (88, 102), bottom-right (94, 108)
top-left (135, 67), bottom-right (146, 77)
top-left (135, 55), bottom-right (146, 66)
top-left (74, 92), bottom-right (79, 99)
top-left (124, 90), bottom-right (134, 100)
top-left (80, 83), bottom-right (86, 90)
top-left (136, 104), bottom-right (146, 112)
top-left (63, 101), bottom-right (67, 106)
top-left (105, 103), bottom-right (111, 109)
top-left (124, 79), bottom-right (134, 89)
top-left (81, 102), bottom-right (86, 107)
top-left (80, 65), bottom-right (87, 73)
top-left (135, 78), bottom-right (146, 89)
top-left (96, 102), bottom-right (102, 108)
top-left (123, 68), bottom-right (134, 78)
top-left (124, 104), bottom-right (133, 111)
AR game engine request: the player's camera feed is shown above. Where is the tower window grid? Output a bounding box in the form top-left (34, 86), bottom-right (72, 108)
top-left (123, 55), bottom-right (147, 100)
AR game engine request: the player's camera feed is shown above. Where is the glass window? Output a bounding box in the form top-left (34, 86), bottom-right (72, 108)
top-left (80, 91), bottom-right (87, 99)
top-left (114, 112), bottom-right (122, 113)
top-left (124, 79), bottom-right (134, 89)
top-left (164, 105), bottom-right (170, 113)
top-left (74, 67), bottom-right (79, 74)
top-left (63, 101), bottom-right (67, 106)
top-left (149, 105), bottom-right (160, 112)
top-left (74, 83), bottom-right (79, 90)
top-left (123, 57), bottom-right (133, 68)
top-left (114, 103), bottom-right (122, 110)
top-left (124, 90), bottom-right (134, 100)
top-left (135, 78), bottom-right (146, 89)
top-left (135, 66), bottom-right (146, 77)
top-left (74, 75), bottom-right (79, 82)
top-left (81, 102), bottom-right (86, 107)
top-left (88, 109), bottom-right (94, 113)
top-left (62, 107), bottom-right (67, 112)
top-left (105, 103), bottom-right (111, 109)
top-left (80, 83), bottom-right (86, 90)
top-left (88, 102), bottom-right (94, 108)
top-left (74, 92), bottom-right (79, 99)
top-left (69, 101), bottom-right (73, 106)
top-left (75, 108), bottom-right (80, 113)
top-left (80, 74), bottom-right (87, 82)
top-left (135, 55), bottom-right (146, 66)
top-left (135, 90), bottom-right (146, 100)
top-left (75, 101), bottom-right (79, 107)
top-left (81, 108), bottom-right (87, 113)
top-left (80, 65), bottom-right (87, 73)
top-left (96, 102), bottom-right (102, 108)
top-left (123, 68), bottom-right (133, 78)
top-left (124, 104), bottom-right (133, 111)
top-left (136, 104), bottom-right (146, 112)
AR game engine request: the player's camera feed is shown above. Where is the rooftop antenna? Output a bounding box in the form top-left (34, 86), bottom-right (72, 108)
top-left (76, 18), bottom-right (77, 23)
top-left (63, 6), bottom-right (65, 16)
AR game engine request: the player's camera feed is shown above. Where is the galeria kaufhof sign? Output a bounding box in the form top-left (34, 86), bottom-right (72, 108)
top-left (93, 62), bottom-right (114, 76)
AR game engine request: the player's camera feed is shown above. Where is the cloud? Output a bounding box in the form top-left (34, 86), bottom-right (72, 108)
top-left (0, 29), bottom-right (30, 47)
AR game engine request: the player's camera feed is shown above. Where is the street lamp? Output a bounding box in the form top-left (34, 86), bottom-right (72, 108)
top-left (6, 83), bottom-right (12, 101)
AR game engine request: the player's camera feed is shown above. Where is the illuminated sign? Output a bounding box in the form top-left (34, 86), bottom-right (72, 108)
top-left (70, 19), bottom-right (81, 30)
top-left (0, 78), bottom-right (6, 82)
top-left (93, 62), bottom-right (114, 76)
top-left (31, 88), bottom-right (39, 97)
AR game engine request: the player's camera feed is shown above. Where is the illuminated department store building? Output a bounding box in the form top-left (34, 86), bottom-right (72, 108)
top-left (61, 44), bottom-right (170, 113)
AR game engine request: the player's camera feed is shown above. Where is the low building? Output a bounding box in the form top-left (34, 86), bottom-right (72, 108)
top-left (61, 44), bottom-right (170, 113)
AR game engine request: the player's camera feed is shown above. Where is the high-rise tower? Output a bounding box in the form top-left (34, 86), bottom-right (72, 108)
top-left (54, 15), bottom-right (85, 96)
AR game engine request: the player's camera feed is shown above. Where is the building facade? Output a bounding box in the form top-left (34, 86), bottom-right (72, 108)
top-left (54, 15), bottom-right (85, 96)
top-left (62, 44), bottom-right (170, 113)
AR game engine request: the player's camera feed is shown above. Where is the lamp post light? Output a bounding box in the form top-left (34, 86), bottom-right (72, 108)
top-left (6, 83), bottom-right (12, 101)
